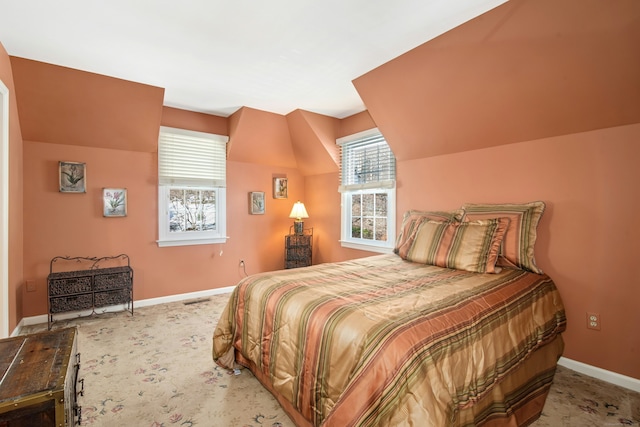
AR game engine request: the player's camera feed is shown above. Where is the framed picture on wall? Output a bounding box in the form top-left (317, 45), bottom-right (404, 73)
top-left (103, 188), bottom-right (127, 217)
top-left (273, 177), bottom-right (288, 199)
top-left (59, 161), bottom-right (86, 193)
top-left (249, 191), bottom-right (265, 215)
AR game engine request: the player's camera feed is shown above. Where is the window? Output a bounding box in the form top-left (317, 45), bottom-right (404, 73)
top-left (157, 126), bottom-right (229, 247)
top-left (338, 128), bottom-right (396, 253)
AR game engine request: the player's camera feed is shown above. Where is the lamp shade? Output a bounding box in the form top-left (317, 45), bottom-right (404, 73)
top-left (289, 201), bottom-right (309, 220)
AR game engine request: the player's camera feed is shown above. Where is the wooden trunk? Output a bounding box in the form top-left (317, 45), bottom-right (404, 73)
top-left (0, 328), bottom-right (81, 426)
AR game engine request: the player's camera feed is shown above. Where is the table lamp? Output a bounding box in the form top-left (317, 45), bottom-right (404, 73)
top-left (289, 201), bottom-right (309, 234)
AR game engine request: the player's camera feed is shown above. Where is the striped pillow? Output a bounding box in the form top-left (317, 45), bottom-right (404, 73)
top-left (394, 209), bottom-right (463, 254)
top-left (461, 202), bottom-right (545, 274)
top-left (398, 218), bottom-right (510, 273)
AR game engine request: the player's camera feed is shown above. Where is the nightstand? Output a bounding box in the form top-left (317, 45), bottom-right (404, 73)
top-left (285, 227), bottom-right (312, 269)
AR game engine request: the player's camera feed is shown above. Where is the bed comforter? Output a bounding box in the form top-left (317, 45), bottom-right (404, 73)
top-left (213, 254), bottom-right (566, 427)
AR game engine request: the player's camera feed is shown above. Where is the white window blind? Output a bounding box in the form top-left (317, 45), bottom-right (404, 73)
top-left (338, 129), bottom-right (395, 192)
top-left (158, 127), bottom-right (228, 187)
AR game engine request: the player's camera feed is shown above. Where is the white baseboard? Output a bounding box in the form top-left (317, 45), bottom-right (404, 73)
top-left (133, 286), bottom-right (235, 308)
top-left (13, 286), bottom-right (235, 336)
top-left (558, 357), bottom-right (640, 393)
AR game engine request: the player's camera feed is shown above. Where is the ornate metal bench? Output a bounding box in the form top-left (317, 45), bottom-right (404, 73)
top-left (47, 254), bottom-right (133, 329)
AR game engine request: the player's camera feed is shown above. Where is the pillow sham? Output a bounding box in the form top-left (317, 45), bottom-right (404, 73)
top-left (397, 218), bottom-right (510, 274)
top-left (394, 209), bottom-right (463, 254)
top-left (461, 201), bottom-right (545, 274)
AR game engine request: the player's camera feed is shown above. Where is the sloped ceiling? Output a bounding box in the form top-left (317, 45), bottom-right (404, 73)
top-left (0, 0), bottom-right (510, 118)
top-left (353, 0), bottom-right (640, 161)
top-left (286, 110), bottom-right (341, 176)
top-left (162, 106), bottom-right (228, 136)
top-left (227, 107), bottom-right (298, 168)
top-left (10, 57), bottom-right (164, 153)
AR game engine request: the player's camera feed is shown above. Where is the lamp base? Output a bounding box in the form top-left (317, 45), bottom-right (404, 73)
top-left (293, 221), bottom-right (304, 234)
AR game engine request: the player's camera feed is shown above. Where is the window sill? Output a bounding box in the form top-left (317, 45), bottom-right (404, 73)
top-left (339, 240), bottom-right (394, 254)
top-left (157, 236), bottom-right (229, 248)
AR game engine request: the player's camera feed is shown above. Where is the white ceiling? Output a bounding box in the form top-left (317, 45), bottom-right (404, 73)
top-left (0, 0), bottom-right (506, 118)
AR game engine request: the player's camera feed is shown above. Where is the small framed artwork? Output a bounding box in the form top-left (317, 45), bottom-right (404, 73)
top-left (103, 188), bottom-right (127, 217)
top-left (273, 177), bottom-right (288, 199)
top-left (249, 191), bottom-right (265, 215)
top-left (59, 161), bottom-right (86, 193)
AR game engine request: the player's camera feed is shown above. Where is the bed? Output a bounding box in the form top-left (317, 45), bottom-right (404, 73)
top-left (213, 203), bottom-right (567, 427)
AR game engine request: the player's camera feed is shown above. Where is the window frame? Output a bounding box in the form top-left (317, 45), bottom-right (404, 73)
top-left (337, 128), bottom-right (396, 253)
top-left (340, 188), bottom-right (396, 253)
top-left (157, 127), bottom-right (228, 248)
top-left (157, 185), bottom-right (227, 247)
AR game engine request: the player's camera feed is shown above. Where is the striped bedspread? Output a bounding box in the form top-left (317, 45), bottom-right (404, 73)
top-left (213, 254), bottom-right (566, 426)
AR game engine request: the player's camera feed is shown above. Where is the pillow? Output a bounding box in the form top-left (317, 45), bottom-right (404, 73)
top-left (394, 209), bottom-right (463, 254)
top-left (397, 218), bottom-right (510, 274)
top-left (461, 202), bottom-right (545, 274)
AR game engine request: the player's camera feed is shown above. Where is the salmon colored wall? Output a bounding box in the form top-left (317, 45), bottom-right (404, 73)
top-left (305, 124), bottom-right (640, 380)
top-left (286, 110), bottom-right (340, 176)
top-left (162, 106), bottom-right (228, 136)
top-left (394, 125), bottom-right (640, 380)
top-left (338, 111), bottom-right (375, 139)
top-left (0, 42), bottom-right (24, 331)
top-left (227, 161), bottom-right (305, 272)
top-left (14, 61), bottom-right (307, 319)
top-left (321, 0), bottom-right (640, 380)
top-left (296, 109), bottom-right (383, 263)
top-left (354, 0), bottom-right (640, 161)
top-left (23, 141), bottom-right (158, 314)
top-left (10, 58), bottom-right (164, 153)
top-left (22, 139), bottom-right (304, 317)
top-left (304, 173), bottom-right (372, 265)
top-left (228, 107), bottom-right (298, 168)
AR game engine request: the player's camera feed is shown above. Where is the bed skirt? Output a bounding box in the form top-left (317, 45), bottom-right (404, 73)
top-left (238, 334), bottom-right (564, 427)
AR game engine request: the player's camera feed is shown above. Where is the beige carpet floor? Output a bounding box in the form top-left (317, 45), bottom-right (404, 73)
top-left (22, 293), bottom-right (639, 427)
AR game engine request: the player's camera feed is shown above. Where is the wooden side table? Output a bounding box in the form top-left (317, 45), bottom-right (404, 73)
top-left (285, 227), bottom-right (312, 269)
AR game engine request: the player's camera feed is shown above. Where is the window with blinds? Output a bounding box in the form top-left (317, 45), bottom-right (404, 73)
top-left (157, 127), bottom-right (229, 247)
top-left (158, 127), bottom-right (227, 187)
top-left (339, 131), bottom-right (396, 192)
top-left (337, 129), bottom-right (396, 252)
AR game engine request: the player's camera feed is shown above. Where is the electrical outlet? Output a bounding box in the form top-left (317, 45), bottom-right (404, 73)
top-left (26, 280), bottom-right (36, 292)
top-left (587, 312), bottom-right (600, 330)
top-left (239, 259), bottom-right (245, 267)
